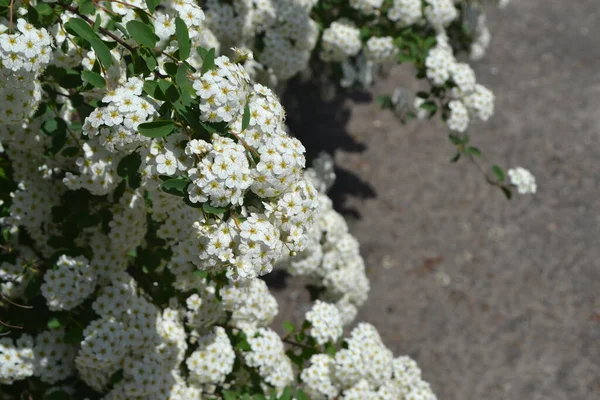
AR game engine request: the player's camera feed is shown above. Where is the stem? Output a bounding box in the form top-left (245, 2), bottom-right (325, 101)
top-left (65, 5), bottom-right (136, 53)
top-left (282, 338), bottom-right (312, 350)
top-left (0, 319), bottom-right (24, 330)
top-left (8, 0), bottom-right (14, 33)
top-left (0, 293), bottom-right (33, 309)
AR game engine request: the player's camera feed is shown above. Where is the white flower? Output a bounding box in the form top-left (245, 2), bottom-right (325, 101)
top-left (508, 167), bottom-right (537, 194)
top-left (155, 151), bottom-right (178, 175)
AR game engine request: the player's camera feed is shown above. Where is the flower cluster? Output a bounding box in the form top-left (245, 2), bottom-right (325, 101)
top-left (300, 323), bottom-right (438, 399)
top-left (508, 167), bottom-right (537, 194)
top-left (0, 19), bottom-right (52, 125)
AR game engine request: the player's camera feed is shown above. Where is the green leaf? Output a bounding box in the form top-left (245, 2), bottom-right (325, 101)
top-left (36, 3), bottom-right (53, 16)
top-left (117, 152), bottom-right (141, 178)
top-left (193, 270), bottom-right (208, 279)
top-left (283, 321), bottom-right (295, 333)
top-left (450, 152), bottom-right (461, 163)
top-left (223, 391), bottom-right (238, 400)
top-left (61, 146), bottom-right (80, 157)
top-left (47, 317), bottom-right (62, 329)
top-left (175, 18), bottom-right (190, 61)
top-left (325, 343), bottom-right (337, 356)
top-left (64, 18), bottom-right (95, 41)
top-left (163, 62), bottom-right (178, 76)
top-left (419, 101), bottom-right (437, 112)
top-left (42, 117), bottom-right (67, 137)
top-left (200, 48), bottom-right (215, 74)
top-left (89, 37), bottom-right (113, 68)
top-left (241, 104), bottom-right (251, 131)
top-left (466, 146), bottom-right (481, 157)
top-left (138, 120), bottom-right (176, 138)
top-left (64, 325), bottom-right (84, 344)
top-left (157, 79), bottom-right (179, 102)
top-left (176, 65), bottom-right (193, 105)
top-left (278, 387), bottom-right (294, 400)
top-left (501, 187), bottom-right (512, 200)
top-left (202, 203), bottom-right (227, 215)
top-left (77, 0), bottom-right (96, 15)
top-left (81, 70), bottom-right (106, 88)
top-left (145, 0), bottom-right (160, 11)
top-left (492, 165), bottom-right (505, 182)
top-left (143, 80), bottom-right (167, 101)
top-left (295, 390), bottom-right (308, 400)
top-left (126, 20), bottom-right (157, 48)
top-left (93, 14), bottom-right (102, 31)
top-left (161, 178), bottom-right (189, 196)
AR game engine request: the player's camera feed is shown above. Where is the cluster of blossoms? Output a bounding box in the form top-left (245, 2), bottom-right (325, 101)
top-left (508, 167), bottom-right (537, 194)
top-left (278, 154), bottom-right (370, 324)
top-left (0, 19), bottom-right (52, 125)
top-left (300, 323), bottom-right (437, 399)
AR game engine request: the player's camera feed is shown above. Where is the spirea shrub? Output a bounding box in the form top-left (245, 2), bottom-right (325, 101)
top-left (0, 0), bottom-right (535, 399)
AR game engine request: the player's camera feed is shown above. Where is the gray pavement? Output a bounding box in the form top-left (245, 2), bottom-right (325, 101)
top-left (277, 1), bottom-right (600, 399)
top-left (336, 1), bottom-right (600, 399)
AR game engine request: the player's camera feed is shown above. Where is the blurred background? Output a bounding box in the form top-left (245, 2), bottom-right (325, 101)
top-left (275, 0), bottom-right (600, 399)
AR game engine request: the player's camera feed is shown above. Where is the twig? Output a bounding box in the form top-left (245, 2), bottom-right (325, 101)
top-left (0, 319), bottom-right (24, 330)
top-left (282, 338), bottom-right (312, 350)
top-left (8, 0), bottom-right (14, 33)
top-left (0, 293), bottom-right (33, 309)
top-left (64, 5), bottom-right (135, 53)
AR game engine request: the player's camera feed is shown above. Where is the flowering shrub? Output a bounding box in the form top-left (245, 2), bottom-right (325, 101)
top-left (0, 0), bottom-right (535, 399)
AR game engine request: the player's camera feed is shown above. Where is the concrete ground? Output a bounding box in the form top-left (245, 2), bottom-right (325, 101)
top-left (277, 0), bottom-right (600, 399)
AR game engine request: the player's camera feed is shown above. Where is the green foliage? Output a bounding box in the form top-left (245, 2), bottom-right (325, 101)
top-left (126, 20), bottom-right (158, 48)
top-left (138, 120), bottom-right (176, 138)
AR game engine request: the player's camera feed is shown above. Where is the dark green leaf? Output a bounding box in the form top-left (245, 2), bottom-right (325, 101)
top-left (450, 152), bottom-right (461, 163)
top-left (161, 178), bottom-right (190, 196)
top-left (202, 203), bottom-right (227, 215)
top-left (158, 79), bottom-right (179, 102)
top-left (241, 104), bottom-right (251, 131)
top-left (64, 325), bottom-right (84, 344)
top-left (93, 14), bottom-right (102, 31)
top-left (295, 390), bottom-right (308, 400)
top-left (278, 387), bottom-right (294, 400)
top-left (163, 62), bottom-right (178, 76)
top-left (419, 101), bottom-right (437, 112)
top-left (175, 17), bottom-right (190, 60)
top-left (42, 117), bottom-right (67, 137)
top-left (138, 120), bottom-right (176, 138)
top-left (466, 146), bottom-right (481, 157)
top-left (176, 64), bottom-right (193, 105)
top-left (64, 18), bottom-right (95, 41)
top-left (117, 152), bottom-right (141, 178)
top-left (61, 146), bottom-right (80, 157)
top-left (143, 80), bottom-right (167, 101)
top-left (78, 0), bottom-right (96, 15)
top-left (126, 20), bottom-right (157, 48)
top-left (145, 0), bottom-right (160, 11)
top-left (501, 187), bottom-right (512, 200)
top-left (36, 3), bottom-right (53, 16)
top-left (492, 165), bottom-right (505, 182)
top-left (82, 70), bottom-right (106, 88)
top-left (89, 37), bottom-right (113, 68)
top-left (201, 48), bottom-right (215, 74)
